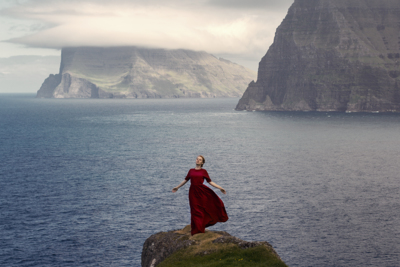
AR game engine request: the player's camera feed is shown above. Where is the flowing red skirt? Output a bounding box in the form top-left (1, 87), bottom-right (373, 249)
top-left (188, 184), bottom-right (228, 235)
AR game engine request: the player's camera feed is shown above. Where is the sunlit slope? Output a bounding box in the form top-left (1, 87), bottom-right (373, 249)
top-left (38, 47), bottom-right (256, 98)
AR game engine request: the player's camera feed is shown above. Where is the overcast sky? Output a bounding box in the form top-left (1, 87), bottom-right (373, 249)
top-left (0, 0), bottom-right (294, 92)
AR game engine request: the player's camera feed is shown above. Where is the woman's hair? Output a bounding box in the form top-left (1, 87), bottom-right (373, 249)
top-left (198, 155), bottom-right (205, 167)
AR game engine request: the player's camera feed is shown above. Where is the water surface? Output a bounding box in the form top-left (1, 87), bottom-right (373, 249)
top-left (1, 94), bottom-right (399, 266)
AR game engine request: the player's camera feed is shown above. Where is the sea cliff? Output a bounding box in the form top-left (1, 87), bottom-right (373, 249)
top-left (236, 0), bottom-right (400, 112)
top-left (37, 47), bottom-right (255, 99)
top-left (141, 225), bottom-right (287, 267)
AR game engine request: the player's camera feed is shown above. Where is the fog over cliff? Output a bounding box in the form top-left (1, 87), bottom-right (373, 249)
top-left (0, 0), bottom-right (294, 72)
top-left (37, 47), bottom-right (256, 99)
top-left (0, 0), bottom-right (299, 92)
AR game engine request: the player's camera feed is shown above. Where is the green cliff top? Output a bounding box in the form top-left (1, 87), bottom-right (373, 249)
top-left (148, 225), bottom-right (287, 267)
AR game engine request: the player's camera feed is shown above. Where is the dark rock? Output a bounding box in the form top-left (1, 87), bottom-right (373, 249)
top-left (236, 0), bottom-right (400, 112)
top-left (141, 229), bottom-right (198, 267)
top-left (36, 74), bottom-right (61, 98)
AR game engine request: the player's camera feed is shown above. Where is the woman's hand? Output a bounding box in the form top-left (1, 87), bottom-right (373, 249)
top-left (172, 180), bottom-right (188, 193)
top-left (220, 188), bottom-right (226, 194)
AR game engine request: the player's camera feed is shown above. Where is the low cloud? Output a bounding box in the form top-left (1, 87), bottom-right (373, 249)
top-left (1, 0), bottom-right (291, 59)
top-left (208, 0), bottom-right (294, 10)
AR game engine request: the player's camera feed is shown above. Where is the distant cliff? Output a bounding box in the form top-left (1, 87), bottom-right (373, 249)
top-left (141, 225), bottom-right (287, 267)
top-left (236, 0), bottom-right (400, 112)
top-left (37, 47), bottom-right (256, 99)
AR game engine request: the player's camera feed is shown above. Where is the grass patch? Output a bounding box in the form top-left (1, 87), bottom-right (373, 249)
top-left (158, 245), bottom-right (287, 267)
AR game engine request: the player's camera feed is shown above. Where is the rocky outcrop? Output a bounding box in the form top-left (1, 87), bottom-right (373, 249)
top-left (37, 47), bottom-right (255, 98)
top-left (141, 225), bottom-right (285, 267)
top-left (141, 227), bottom-right (200, 267)
top-left (236, 0), bottom-right (400, 112)
top-left (36, 74), bottom-right (62, 98)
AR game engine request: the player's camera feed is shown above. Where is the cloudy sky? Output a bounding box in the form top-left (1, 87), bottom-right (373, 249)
top-left (0, 0), bottom-right (294, 92)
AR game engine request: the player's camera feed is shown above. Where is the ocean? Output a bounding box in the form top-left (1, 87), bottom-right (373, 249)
top-left (1, 94), bottom-right (399, 267)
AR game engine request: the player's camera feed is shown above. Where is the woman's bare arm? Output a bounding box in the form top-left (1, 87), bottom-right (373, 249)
top-left (209, 181), bottom-right (226, 194)
top-left (172, 180), bottom-right (188, 193)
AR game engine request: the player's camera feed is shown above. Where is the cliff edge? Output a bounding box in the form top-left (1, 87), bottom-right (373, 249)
top-left (236, 0), bottom-right (400, 112)
top-left (141, 225), bottom-right (287, 267)
top-left (37, 47), bottom-right (256, 99)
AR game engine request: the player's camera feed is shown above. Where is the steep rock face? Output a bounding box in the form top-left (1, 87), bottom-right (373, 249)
top-left (36, 74), bottom-right (61, 98)
top-left (236, 0), bottom-right (400, 112)
top-left (37, 47), bottom-right (255, 99)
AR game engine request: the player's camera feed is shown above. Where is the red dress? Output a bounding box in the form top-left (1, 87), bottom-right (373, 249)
top-left (185, 168), bottom-right (229, 235)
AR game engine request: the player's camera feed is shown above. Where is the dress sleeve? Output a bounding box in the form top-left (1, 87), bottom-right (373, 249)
top-left (185, 169), bottom-right (191, 181)
top-left (203, 169), bottom-right (212, 183)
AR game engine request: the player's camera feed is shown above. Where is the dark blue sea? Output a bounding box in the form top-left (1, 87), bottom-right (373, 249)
top-left (1, 94), bottom-right (399, 267)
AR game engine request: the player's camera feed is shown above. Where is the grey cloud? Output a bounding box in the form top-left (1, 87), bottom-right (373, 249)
top-left (208, 0), bottom-right (294, 10)
top-left (0, 0), bottom-right (291, 70)
top-left (8, 24), bottom-right (28, 32)
top-left (0, 0), bottom-right (208, 19)
top-left (29, 23), bottom-right (52, 32)
top-left (8, 23), bottom-right (48, 32)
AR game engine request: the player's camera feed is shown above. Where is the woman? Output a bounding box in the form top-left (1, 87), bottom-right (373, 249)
top-left (172, 155), bottom-right (228, 235)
